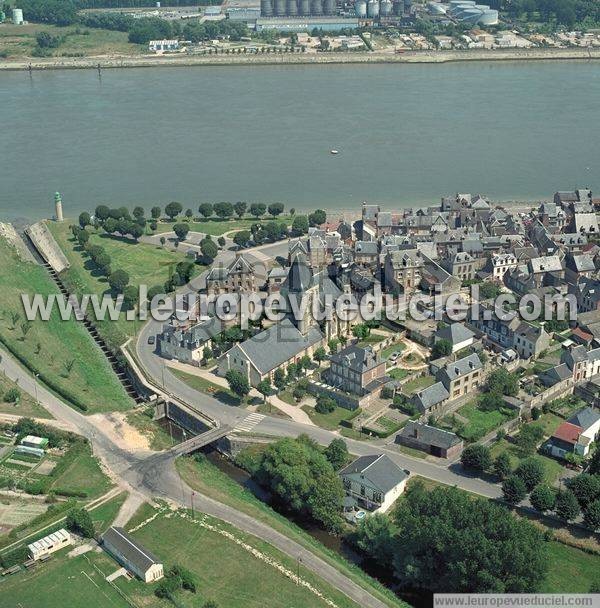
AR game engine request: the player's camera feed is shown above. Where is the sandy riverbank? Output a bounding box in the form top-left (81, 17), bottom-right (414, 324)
top-left (1, 46), bottom-right (599, 71)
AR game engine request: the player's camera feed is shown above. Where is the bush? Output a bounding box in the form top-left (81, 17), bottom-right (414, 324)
top-left (461, 444), bottom-right (492, 472)
top-left (3, 387), bottom-right (20, 403)
top-left (315, 395), bottom-right (336, 414)
top-left (502, 475), bottom-right (527, 505)
top-left (515, 458), bottom-right (545, 492)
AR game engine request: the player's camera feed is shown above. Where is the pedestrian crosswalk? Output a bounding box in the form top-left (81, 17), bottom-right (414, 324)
top-left (235, 413), bottom-right (265, 433)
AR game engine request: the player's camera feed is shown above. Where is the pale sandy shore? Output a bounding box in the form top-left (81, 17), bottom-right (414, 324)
top-left (1, 46), bottom-right (600, 71)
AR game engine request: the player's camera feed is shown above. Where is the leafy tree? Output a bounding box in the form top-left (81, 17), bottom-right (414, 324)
top-left (78, 212), bottom-right (91, 228)
top-left (324, 438), bottom-right (348, 470)
top-left (391, 483), bottom-right (547, 592)
top-left (77, 230), bottom-right (89, 247)
top-left (200, 238), bottom-right (218, 261)
top-left (268, 202), bottom-right (284, 217)
top-left (567, 473), bottom-right (600, 510)
top-left (225, 370), bottom-right (250, 401)
top-left (502, 475), bottom-right (527, 505)
top-left (315, 395), bottom-right (336, 414)
top-left (159, 236), bottom-right (166, 247)
top-left (588, 448), bottom-right (600, 476)
top-left (173, 223), bottom-right (190, 241)
top-left (129, 224), bottom-right (143, 241)
top-left (350, 514), bottom-right (397, 567)
top-left (151, 206), bottom-right (161, 219)
top-left (273, 367), bottom-right (286, 390)
top-left (487, 368), bottom-right (519, 396)
top-left (249, 203), bottom-right (266, 218)
top-left (431, 338), bottom-right (452, 359)
top-left (165, 201), bottom-right (183, 220)
top-left (308, 209), bottom-right (326, 227)
top-left (66, 508), bottom-right (95, 538)
top-left (123, 285), bottom-right (138, 310)
top-left (493, 452), bottom-right (512, 480)
top-left (583, 499), bottom-right (600, 532)
top-left (291, 215), bottom-right (309, 235)
top-left (108, 269), bottom-right (130, 294)
top-left (95, 205), bottom-right (110, 220)
top-left (313, 346), bottom-right (327, 363)
top-left (479, 391), bottom-right (505, 412)
top-left (233, 230), bottom-right (251, 248)
top-left (293, 385), bottom-right (307, 402)
top-left (514, 424), bottom-right (545, 455)
top-left (515, 458), bottom-right (545, 492)
top-left (198, 203), bottom-right (214, 218)
top-left (530, 484), bottom-right (557, 513)
top-left (257, 380), bottom-right (271, 402)
top-left (234, 201), bottom-right (247, 218)
top-left (328, 338), bottom-right (339, 354)
top-left (479, 282), bottom-right (501, 299)
top-left (214, 202), bottom-right (234, 219)
top-left (133, 206), bottom-right (145, 219)
top-left (352, 324), bottom-right (370, 340)
top-left (555, 489), bottom-right (580, 522)
top-left (461, 444), bottom-right (492, 472)
top-left (217, 236), bottom-right (226, 248)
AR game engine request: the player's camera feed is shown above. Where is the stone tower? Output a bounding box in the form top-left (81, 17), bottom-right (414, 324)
top-left (54, 192), bottom-right (63, 222)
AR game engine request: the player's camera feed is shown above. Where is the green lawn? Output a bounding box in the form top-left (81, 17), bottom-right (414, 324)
top-left (127, 506), bottom-right (362, 608)
top-left (90, 492), bottom-right (128, 534)
top-left (0, 371), bottom-right (52, 419)
top-left (380, 342), bottom-right (406, 360)
top-left (47, 220), bottom-right (199, 349)
top-left (388, 368), bottom-right (410, 381)
top-left (0, 236), bottom-right (133, 413)
top-left (357, 334), bottom-right (386, 347)
top-left (301, 404), bottom-right (359, 430)
top-left (456, 401), bottom-right (515, 442)
top-left (170, 368), bottom-right (242, 406)
top-left (176, 456), bottom-right (404, 608)
top-left (541, 541), bottom-right (600, 593)
top-left (401, 375), bottom-right (436, 395)
top-left (154, 214), bottom-right (293, 237)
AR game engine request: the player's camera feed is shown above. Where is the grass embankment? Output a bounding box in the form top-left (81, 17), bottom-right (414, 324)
top-left (176, 455), bottom-right (405, 608)
top-left (0, 371), bottom-right (52, 419)
top-left (0, 236), bottom-right (132, 413)
top-left (0, 23), bottom-right (141, 60)
top-left (154, 214), bottom-right (293, 237)
top-left (170, 367), bottom-right (243, 406)
top-left (46, 220), bottom-right (198, 349)
top-left (126, 405), bottom-right (176, 450)
top-left (129, 505), bottom-right (363, 608)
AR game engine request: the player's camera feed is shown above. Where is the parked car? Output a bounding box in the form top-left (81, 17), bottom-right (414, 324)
top-left (148, 335), bottom-right (156, 345)
top-left (388, 352), bottom-right (400, 363)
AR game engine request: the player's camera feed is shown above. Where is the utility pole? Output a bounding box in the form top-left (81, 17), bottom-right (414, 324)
top-left (296, 556), bottom-right (302, 585)
top-left (191, 490), bottom-right (195, 519)
top-left (34, 373), bottom-right (39, 404)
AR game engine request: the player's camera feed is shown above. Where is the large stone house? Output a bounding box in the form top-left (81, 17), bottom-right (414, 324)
top-left (435, 353), bottom-right (483, 400)
top-left (206, 254), bottom-right (264, 295)
top-left (159, 316), bottom-right (222, 365)
top-left (384, 249), bottom-right (423, 294)
top-left (326, 345), bottom-right (387, 397)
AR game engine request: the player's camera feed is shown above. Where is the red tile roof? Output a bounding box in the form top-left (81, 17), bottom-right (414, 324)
top-left (571, 327), bottom-right (593, 342)
top-left (552, 421), bottom-right (582, 445)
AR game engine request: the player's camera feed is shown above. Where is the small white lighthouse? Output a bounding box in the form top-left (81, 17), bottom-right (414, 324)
top-left (54, 192), bottom-right (64, 222)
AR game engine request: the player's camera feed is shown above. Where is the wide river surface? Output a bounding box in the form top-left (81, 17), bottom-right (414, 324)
top-left (1, 61), bottom-right (599, 222)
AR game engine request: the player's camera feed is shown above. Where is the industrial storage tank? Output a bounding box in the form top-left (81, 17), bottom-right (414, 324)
top-left (355, 0), bottom-right (367, 17)
top-left (427, 1), bottom-right (448, 14)
top-left (380, 0), bottom-right (393, 16)
top-left (12, 8), bottom-right (23, 24)
top-left (287, 0), bottom-right (299, 15)
top-left (260, 0), bottom-right (273, 16)
top-left (478, 8), bottom-right (498, 24)
top-left (311, 0), bottom-right (323, 14)
top-left (299, 0), bottom-right (310, 14)
top-left (274, 0), bottom-right (286, 15)
top-left (367, 0), bottom-right (379, 18)
top-left (393, 0), bottom-right (402, 14)
top-left (323, 0), bottom-right (335, 14)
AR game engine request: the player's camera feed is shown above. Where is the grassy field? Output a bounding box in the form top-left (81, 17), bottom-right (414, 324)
top-left (128, 506), bottom-right (363, 608)
top-left (171, 367), bottom-right (243, 406)
top-left (388, 368), bottom-right (410, 381)
top-left (380, 342), bottom-right (406, 360)
top-left (455, 401), bottom-right (515, 442)
top-left (154, 215), bottom-right (293, 237)
top-left (47, 220), bottom-right (198, 349)
top-left (541, 541), bottom-right (600, 593)
top-left (176, 456), bottom-right (405, 608)
top-left (0, 23), bottom-right (142, 59)
top-left (301, 404), bottom-right (358, 430)
top-left (0, 371), bottom-right (52, 419)
top-left (0, 236), bottom-right (132, 413)
top-left (89, 492), bottom-right (128, 534)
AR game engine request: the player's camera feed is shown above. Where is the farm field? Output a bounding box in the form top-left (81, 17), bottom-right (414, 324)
top-left (0, 236), bottom-right (132, 413)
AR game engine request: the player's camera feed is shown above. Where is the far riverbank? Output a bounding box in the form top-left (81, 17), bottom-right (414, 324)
top-left (1, 46), bottom-right (599, 71)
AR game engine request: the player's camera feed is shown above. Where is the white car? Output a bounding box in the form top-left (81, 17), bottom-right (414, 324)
top-left (388, 352), bottom-right (400, 363)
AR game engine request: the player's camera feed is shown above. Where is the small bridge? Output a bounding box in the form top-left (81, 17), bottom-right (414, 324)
top-left (171, 425), bottom-right (233, 456)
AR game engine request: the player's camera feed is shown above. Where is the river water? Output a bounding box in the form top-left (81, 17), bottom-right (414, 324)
top-left (1, 61), bottom-right (599, 222)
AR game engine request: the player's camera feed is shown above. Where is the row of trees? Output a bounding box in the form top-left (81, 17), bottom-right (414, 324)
top-left (502, 0), bottom-right (600, 28)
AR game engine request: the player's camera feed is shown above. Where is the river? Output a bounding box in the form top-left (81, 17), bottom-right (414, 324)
top-left (1, 61), bottom-right (599, 222)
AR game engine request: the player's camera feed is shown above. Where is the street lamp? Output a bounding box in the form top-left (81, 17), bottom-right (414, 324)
top-left (34, 373), bottom-right (39, 404)
top-left (296, 556), bottom-right (302, 585)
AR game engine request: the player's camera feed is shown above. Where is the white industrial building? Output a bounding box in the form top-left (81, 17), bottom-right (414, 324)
top-left (28, 529), bottom-right (72, 561)
top-left (148, 39), bottom-right (180, 52)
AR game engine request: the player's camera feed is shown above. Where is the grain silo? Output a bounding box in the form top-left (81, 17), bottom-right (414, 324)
top-left (274, 0), bottom-right (286, 15)
top-left (367, 0), bottom-right (379, 18)
top-left (354, 0), bottom-right (367, 16)
top-left (380, 0), bottom-right (393, 16)
top-left (392, 0), bottom-right (402, 15)
top-left (323, 0), bottom-right (335, 15)
top-left (286, 0), bottom-right (298, 15)
top-left (299, 0), bottom-right (310, 14)
top-left (311, 0), bottom-right (323, 15)
top-left (12, 8), bottom-right (23, 24)
top-left (260, 0), bottom-right (273, 16)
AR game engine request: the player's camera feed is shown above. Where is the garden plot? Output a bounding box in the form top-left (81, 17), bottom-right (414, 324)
top-left (0, 497), bottom-right (47, 529)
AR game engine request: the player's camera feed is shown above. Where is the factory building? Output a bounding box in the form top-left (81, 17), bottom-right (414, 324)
top-left (255, 16), bottom-right (359, 31)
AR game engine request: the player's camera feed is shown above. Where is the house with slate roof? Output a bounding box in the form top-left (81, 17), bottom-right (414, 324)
top-left (159, 316), bottom-right (222, 365)
top-left (436, 353), bottom-right (483, 400)
top-left (327, 345), bottom-right (388, 397)
top-left (396, 421), bottom-right (463, 459)
top-left (339, 454), bottom-right (409, 513)
top-left (410, 381), bottom-right (450, 415)
top-left (433, 323), bottom-right (475, 354)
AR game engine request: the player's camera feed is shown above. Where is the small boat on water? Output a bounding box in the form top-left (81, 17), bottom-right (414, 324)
top-left (330, 149), bottom-right (339, 155)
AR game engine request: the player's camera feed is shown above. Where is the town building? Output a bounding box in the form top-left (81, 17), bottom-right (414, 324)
top-left (159, 316), bottom-right (222, 365)
top-left (326, 345), bottom-right (387, 397)
top-left (28, 529), bottom-right (71, 561)
top-left (396, 421), bottom-right (463, 459)
top-left (433, 323), bottom-right (475, 354)
top-left (102, 527), bottom-right (164, 583)
top-left (544, 407), bottom-right (600, 459)
top-left (435, 353), bottom-right (483, 399)
top-left (339, 454), bottom-right (409, 513)
top-left (410, 381), bottom-right (450, 415)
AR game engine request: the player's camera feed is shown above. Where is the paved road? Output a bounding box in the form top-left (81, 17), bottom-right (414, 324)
top-left (0, 348), bottom-right (392, 608)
